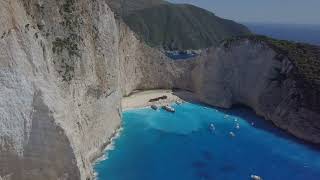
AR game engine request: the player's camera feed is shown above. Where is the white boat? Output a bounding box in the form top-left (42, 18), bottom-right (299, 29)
top-left (251, 175), bottom-right (262, 180)
top-left (162, 105), bottom-right (175, 113)
top-left (151, 104), bottom-right (158, 110)
top-left (209, 123), bottom-right (215, 132)
top-left (229, 132), bottom-right (236, 137)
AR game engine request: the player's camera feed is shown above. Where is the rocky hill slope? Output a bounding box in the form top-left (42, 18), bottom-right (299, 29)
top-left (0, 0), bottom-right (319, 180)
top-left (107, 0), bottom-right (250, 50)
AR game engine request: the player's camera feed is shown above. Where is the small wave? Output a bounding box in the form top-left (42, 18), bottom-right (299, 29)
top-left (95, 127), bottom-right (123, 163)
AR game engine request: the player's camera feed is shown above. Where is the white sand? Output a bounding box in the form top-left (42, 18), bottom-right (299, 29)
top-left (122, 89), bottom-right (196, 110)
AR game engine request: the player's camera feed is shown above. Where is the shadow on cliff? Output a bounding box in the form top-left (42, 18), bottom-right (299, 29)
top-left (172, 89), bottom-right (201, 104)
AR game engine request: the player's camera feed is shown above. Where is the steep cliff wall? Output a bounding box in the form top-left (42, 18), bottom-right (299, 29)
top-left (0, 0), bottom-right (121, 179)
top-left (117, 21), bottom-right (195, 95)
top-left (192, 39), bottom-right (320, 144)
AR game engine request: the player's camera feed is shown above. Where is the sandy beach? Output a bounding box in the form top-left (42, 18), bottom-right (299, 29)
top-left (121, 89), bottom-right (197, 110)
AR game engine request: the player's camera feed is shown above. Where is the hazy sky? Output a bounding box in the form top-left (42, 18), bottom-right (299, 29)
top-left (169, 0), bottom-right (320, 25)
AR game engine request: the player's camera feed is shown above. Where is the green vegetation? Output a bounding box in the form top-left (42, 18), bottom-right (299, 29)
top-left (52, 35), bottom-right (81, 57)
top-left (224, 35), bottom-right (320, 89)
top-left (107, 0), bottom-right (250, 50)
top-left (106, 0), bottom-right (168, 16)
top-left (52, 0), bottom-right (82, 82)
top-left (52, 35), bottom-right (79, 81)
top-left (59, 0), bottom-right (82, 32)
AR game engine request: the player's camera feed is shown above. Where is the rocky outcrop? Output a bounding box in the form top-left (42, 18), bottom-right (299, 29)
top-left (192, 39), bottom-right (320, 143)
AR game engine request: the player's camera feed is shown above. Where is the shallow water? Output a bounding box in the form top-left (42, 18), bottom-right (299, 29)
top-left (95, 103), bottom-right (320, 180)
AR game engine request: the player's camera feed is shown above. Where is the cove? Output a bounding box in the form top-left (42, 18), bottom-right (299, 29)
top-left (94, 103), bottom-right (320, 180)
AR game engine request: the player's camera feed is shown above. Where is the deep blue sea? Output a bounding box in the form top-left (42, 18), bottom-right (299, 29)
top-left (244, 23), bottom-right (320, 45)
top-left (94, 103), bottom-right (320, 180)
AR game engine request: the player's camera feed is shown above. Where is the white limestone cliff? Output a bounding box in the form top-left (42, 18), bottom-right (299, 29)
top-left (117, 20), bottom-right (195, 95)
top-left (192, 40), bottom-right (320, 144)
top-left (0, 0), bottom-right (121, 179)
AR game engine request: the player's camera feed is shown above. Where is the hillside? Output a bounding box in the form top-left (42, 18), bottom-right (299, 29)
top-left (224, 35), bottom-right (320, 92)
top-left (107, 0), bottom-right (251, 50)
top-left (106, 0), bottom-right (168, 16)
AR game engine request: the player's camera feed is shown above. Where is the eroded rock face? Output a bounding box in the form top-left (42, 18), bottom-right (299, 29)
top-left (0, 91), bottom-right (79, 180)
top-left (117, 20), bottom-right (196, 95)
top-left (0, 0), bottom-right (121, 179)
top-left (192, 40), bottom-right (320, 144)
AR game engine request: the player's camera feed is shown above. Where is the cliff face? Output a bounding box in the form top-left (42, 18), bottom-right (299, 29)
top-left (192, 40), bottom-right (320, 144)
top-left (0, 0), bottom-right (319, 180)
top-left (117, 21), bottom-right (195, 95)
top-left (0, 0), bottom-right (121, 179)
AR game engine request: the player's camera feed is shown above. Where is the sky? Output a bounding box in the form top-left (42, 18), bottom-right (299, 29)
top-left (169, 0), bottom-right (320, 25)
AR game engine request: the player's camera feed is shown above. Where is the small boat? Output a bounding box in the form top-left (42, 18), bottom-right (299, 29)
top-left (251, 175), bottom-right (262, 180)
top-left (162, 105), bottom-right (175, 113)
top-left (151, 104), bottom-right (158, 110)
top-left (209, 123), bottom-right (215, 132)
top-left (236, 123), bottom-right (240, 129)
top-left (229, 132), bottom-right (236, 137)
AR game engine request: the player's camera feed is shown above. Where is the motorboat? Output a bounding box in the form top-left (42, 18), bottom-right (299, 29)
top-left (162, 105), bottom-right (175, 113)
top-left (151, 104), bottom-right (158, 110)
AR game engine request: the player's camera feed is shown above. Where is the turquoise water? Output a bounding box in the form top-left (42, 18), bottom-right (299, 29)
top-left (95, 103), bottom-right (320, 180)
